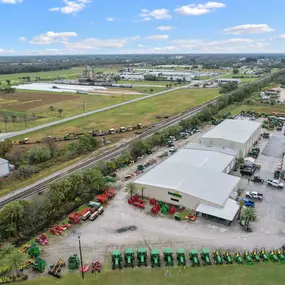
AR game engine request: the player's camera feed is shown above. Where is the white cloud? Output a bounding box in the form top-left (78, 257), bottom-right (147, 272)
top-left (156, 26), bottom-right (173, 31)
top-left (144, 35), bottom-right (169, 40)
top-left (0, 48), bottom-right (16, 54)
top-left (271, 34), bottom-right (285, 40)
top-left (175, 2), bottom-right (225, 16)
top-left (224, 24), bottom-right (274, 34)
top-left (137, 44), bottom-right (144, 48)
top-left (65, 38), bottom-right (127, 49)
top-left (49, 0), bottom-right (91, 15)
top-left (0, 0), bottom-right (22, 4)
top-left (107, 17), bottom-right (114, 21)
top-left (139, 8), bottom-right (171, 21)
top-left (30, 31), bottom-right (78, 45)
top-left (130, 36), bottom-right (141, 40)
top-left (18, 36), bottom-right (26, 42)
top-left (121, 46), bottom-right (176, 54)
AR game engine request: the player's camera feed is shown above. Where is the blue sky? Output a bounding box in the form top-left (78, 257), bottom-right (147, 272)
top-left (0, 0), bottom-right (284, 55)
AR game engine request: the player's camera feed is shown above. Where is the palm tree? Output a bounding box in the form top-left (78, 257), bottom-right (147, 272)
top-left (58, 108), bottom-right (63, 117)
top-left (4, 116), bottom-right (8, 132)
top-left (0, 243), bottom-right (14, 258)
top-left (49, 106), bottom-right (55, 116)
top-left (241, 206), bottom-right (256, 229)
top-left (6, 250), bottom-right (25, 275)
top-left (125, 182), bottom-right (136, 198)
top-left (11, 114), bottom-right (17, 125)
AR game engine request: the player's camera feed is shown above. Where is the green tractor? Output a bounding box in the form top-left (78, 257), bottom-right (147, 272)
top-left (213, 250), bottom-right (223, 265)
top-left (200, 248), bottom-right (211, 266)
top-left (31, 258), bottom-right (46, 273)
top-left (150, 249), bottom-right (161, 268)
top-left (189, 249), bottom-right (200, 267)
top-left (124, 248), bottom-right (135, 268)
top-left (269, 250), bottom-right (279, 263)
top-left (251, 249), bottom-right (260, 262)
top-left (176, 248), bottom-right (186, 266)
top-left (234, 252), bottom-right (243, 264)
top-left (163, 248), bottom-right (174, 266)
top-left (28, 243), bottom-right (40, 258)
top-left (68, 254), bottom-right (80, 270)
top-left (243, 250), bottom-right (254, 265)
top-left (137, 248), bottom-right (147, 267)
top-left (112, 250), bottom-right (123, 270)
top-left (223, 250), bottom-right (233, 264)
top-left (276, 249), bottom-right (285, 263)
top-left (259, 248), bottom-right (268, 262)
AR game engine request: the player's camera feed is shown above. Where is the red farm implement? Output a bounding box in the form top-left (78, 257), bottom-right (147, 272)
top-left (105, 188), bottom-right (115, 199)
top-left (128, 194), bottom-right (145, 209)
top-left (96, 194), bottom-right (108, 204)
top-left (35, 233), bottom-right (48, 245)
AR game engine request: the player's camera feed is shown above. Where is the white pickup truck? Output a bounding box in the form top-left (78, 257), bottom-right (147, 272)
top-left (266, 179), bottom-right (284, 189)
top-left (245, 191), bottom-right (263, 201)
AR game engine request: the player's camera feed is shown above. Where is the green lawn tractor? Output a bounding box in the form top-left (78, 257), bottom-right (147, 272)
top-left (213, 250), bottom-right (223, 265)
top-left (176, 248), bottom-right (186, 266)
top-left (31, 257), bottom-right (46, 273)
top-left (124, 248), bottom-right (135, 268)
top-left (243, 251), bottom-right (254, 265)
top-left (276, 249), bottom-right (285, 263)
top-left (163, 248), bottom-right (174, 266)
top-left (112, 250), bottom-right (123, 270)
top-left (189, 249), bottom-right (200, 267)
top-left (68, 254), bottom-right (80, 270)
top-left (200, 248), bottom-right (211, 266)
top-left (223, 250), bottom-right (233, 264)
top-left (251, 249), bottom-right (260, 262)
top-left (259, 248), bottom-right (268, 262)
top-left (150, 249), bottom-right (161, 268)
top-left (269, 250), bottom-right (279, 263)
top-left (234, 252), bottom-right (243, 264)
top-left (28, 243), bottom-right (40, 259)
top-left (137, 248), bottom-right (147, 267)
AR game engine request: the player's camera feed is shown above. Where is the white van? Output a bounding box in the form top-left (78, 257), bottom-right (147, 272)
top-left (89, 211), bottom-right (99, 221)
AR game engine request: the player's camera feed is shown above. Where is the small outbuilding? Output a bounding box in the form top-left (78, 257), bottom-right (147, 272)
top-left (0, 158), bottom-right (10, 178)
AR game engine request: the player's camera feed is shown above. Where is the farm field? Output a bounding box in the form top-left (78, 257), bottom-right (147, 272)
top-left (222, 74), bottom-right (260, 82)
top-left (22, 264), bottom-right (285, 285)
top-left (0, 90), bottom-right (142, 132)
top-left (218, 104), bottom-right (285, 116)
top-left (13, 88), bottom-right (220, 140)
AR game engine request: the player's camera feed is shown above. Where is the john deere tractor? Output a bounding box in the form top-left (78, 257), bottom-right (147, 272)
top-left (259, 248), bottom-right (268, 262)
top-left (124, 248), bottom-right (135, 268)
top-left (112, 250), bottom-right (123, 270)
top-left (243, 250), bottom-right (254, 265)
top-left (276, 249), bottom-right (285, 263)
top-left (213, 250), bottom-right (223, 265)
top-left (189, 249), bottom-right (200, 267)
top-left (223, 250), bottom-right (233, 264)
top-left (150, 249), bottom-right (161, 268)
top-left (28, 243), bottom-right (40, 259)
top-left (176, 248), bottom-right (186, 266)
top-left (200, 248), bottom-right (211, 266)
top-left (31, 258), bottom-right (46, 273)
top-left (234, 252), bottom-right (243, 264)
top-left (137, 248), bottom-right (147, 267)
top-left (269, 250), bottom-right (279, 263)
top-left (251, 249), bottom-right (260, 262)
top-left (68, 254), bottom-right (80, 270)
top-left (163, 248), bottom-right (174, 266)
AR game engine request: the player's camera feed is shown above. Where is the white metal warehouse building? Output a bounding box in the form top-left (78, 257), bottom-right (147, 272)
top-left (0, 158), bottom-right (10, 178)
top-left (135, 148), bottom-right (240, 224)
top-left (200, 119), bottom-right (261, 157)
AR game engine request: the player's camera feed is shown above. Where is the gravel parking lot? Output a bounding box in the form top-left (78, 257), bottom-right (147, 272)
top-left (40, 123), bottom-right (285, 268)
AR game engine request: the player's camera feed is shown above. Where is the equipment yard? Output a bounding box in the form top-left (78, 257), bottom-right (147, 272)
top-left (28, 120), bottom-right (285, 275)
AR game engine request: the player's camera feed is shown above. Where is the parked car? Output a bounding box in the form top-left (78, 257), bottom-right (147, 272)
top-left (169, 147), bottom-right (177, 153)
top-left (241, 199), bottom-right (255, 208)
top-left (240, 167), bottom-right (256, 176)
top-left (266, 179), bottom-right (284, 188)
top-left (245, 191), bottom-right (263, 201)
top-left (251, 176), bottom-right (264, 184)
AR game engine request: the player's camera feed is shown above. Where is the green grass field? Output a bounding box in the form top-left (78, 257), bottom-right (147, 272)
top-left (0, 90), bottom-right (142, 132)
top-left (13, 88), bottom-right (220, 140)
top-left (22, 264), bottom-right (285, 285)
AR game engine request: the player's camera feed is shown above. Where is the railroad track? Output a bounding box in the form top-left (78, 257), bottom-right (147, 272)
top-left (0, 98), bottom-right (217, 208)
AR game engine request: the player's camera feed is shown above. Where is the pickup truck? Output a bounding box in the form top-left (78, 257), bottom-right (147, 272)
top-left (266, 179), bottom-right (284, 189)
top-left (245, 191), bottom-right (263, 201)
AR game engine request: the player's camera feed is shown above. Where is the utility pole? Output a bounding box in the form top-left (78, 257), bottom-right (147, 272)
top-left (82, 100), bottom-right (85, 112)
top-left (78, 235), bottom-right (84, 280)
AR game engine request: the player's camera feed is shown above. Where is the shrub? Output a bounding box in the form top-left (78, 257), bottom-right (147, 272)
top-left (26, 147), bottom-right (51, 164)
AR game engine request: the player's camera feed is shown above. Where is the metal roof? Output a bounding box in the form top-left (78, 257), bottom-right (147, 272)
top-left (135, 149), bottom-right (240, 207)
top-left (0, 158), bottom-right (8, 165)
top-left (202, 119), bottom-right (261, 144)
top-left (196, 198), bottom-right (240, 221)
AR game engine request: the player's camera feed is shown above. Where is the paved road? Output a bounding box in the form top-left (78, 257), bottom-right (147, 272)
top-left (0, 74), bottom-right (226, 141)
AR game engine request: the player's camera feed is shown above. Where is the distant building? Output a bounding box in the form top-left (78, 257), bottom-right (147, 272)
top-left (265, 89), bottom-right (279, 96)
top-left (0, 158), bottom-right (10, 178)
top-left (215, 78), bottom-right (240, 84)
